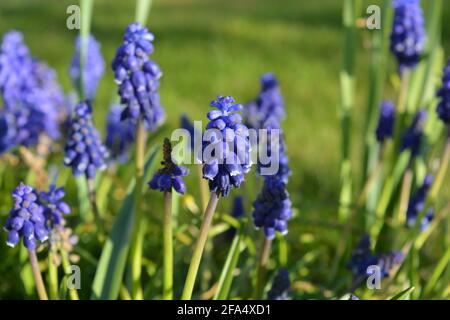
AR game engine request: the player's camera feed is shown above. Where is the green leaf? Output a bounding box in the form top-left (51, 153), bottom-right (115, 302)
top-left (390, 286), bottom-right (415, 300)
top-left (423, 246), bottom-right (450, 297)
top-left (91, 147), bottom-right (159, 300)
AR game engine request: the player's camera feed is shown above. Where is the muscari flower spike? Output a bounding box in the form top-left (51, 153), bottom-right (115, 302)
top-left (112, 22), bottom-right (165, 131)
top-left (202, 96), bottom-right (251, 197)
top-left (267, 268), bottom-right (291, 300)
top-left (401, 109), bottom-right (427, 157)
top-left (70, 34), bottom-right (105, 100)
top-left (64, 101), bottom-right (108, 179)
top-left (149, 138), bottom-right (188, 194)
top-left (406, 174), bottom-right (434, 231)
top-left (436, 61), bottom-right (450, 124)
top-left (244, 73), bottom-right (285, 130)
top-left (40, 185), bottom-right (71, 227)
top-left (105, 104), bottom-right (136, 163)
top-left (252, 176), bottom-right (292, 240)
top-left (376, 100), bottom-right (396, 142)
top-left (3, 183), bottom-right (48, 250)
top-left (390, 0), bottom-right (426, 72)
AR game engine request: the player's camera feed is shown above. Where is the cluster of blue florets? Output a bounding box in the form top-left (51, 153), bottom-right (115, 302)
top-left (267, 268), bottom-right (291, 300)
top-left (406, 174), bottom-right (434, 231)
top-left (105, 104), bottom-right (136, 163)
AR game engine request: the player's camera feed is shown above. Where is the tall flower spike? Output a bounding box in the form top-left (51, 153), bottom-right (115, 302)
top-left (64, 101), bottom-right (108, 179)
top-left (105, 104), bottom-right (136, 163)
top-left (3, 183), bottom-right (48, 250)
top-left (244, 73), bottom-right (285, 130)
top-left (406, 174), bottom-right (434, 231)
top-left (202, 96), bottom-right (251, 197)
top-left (401, 109), bottom-right (427, 157)
top-left (436, 61), bottom-right (450, 124)
top-left (70, 34), bottom-right (105, 100)
top-left (375, 100), bottom-right (396, 142)
top-left (390, 0), bottom-right (426, 72)
top-left (112, 22), bottom-right (165, 131)
top-left (149, 138), bottom-right (189, 194)
top-left (267, 268), bottom-right (291, 300)
top-left (252, 176), bottom-right (292, 240)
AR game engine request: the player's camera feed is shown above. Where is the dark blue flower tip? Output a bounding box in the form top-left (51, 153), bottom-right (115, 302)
top-left (401, 109), bottom-right (427, 157)
top-left (3, 183), bottom-right (48, 250)
top-left (112, 22), bottom-right (164, 131)
top-left (252, 176), bottom-right (292, 240)
top-left (105, 104), bottom-right (136, 163)
top-left (149, 138), bottom-right (189, 194)
top-left (64, 101), bottom-right (108, 179)
top-left (406, 174), bottom-right (434, 231)
top-left (244, 73), bottom-right (285, 130)
top-left (232, 196), bottom-right (245, 219)
top-left (376, 100), bottom-right (396, 142)
top-left (390, 0), bottom-right (426, 72)
top-left (267, 268), bottom-right (291, 300)
top-left (70, 34), bottom-right (105, 100)
top-left (436, 61), bottom-right (450, 124)
top-left (203, 96), bottom-right (251, 197)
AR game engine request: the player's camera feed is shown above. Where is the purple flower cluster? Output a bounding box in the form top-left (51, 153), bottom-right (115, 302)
top-left (252, 176), bottom-right (292, 239)
top-left (202, 96), bottom-right (251, 197)
top-left (375, 100), bottom-right (395, 143)
top-left (401, 109), bottom-right (427, 157)
top-left (149, 138), bottom-right (188, 194)
top-left (347, 235), bottom-right (404, 279)
top-left (40, 185), bottom-right (71, 227)
top-left (112, 23), bottom-right (164, 131)
top-left (105, 104), bottom-right (136, 163)
top-left (267, 268), bottom-right (291, 300)
top-left (64, 101), bottom-right (108, 179)
top-left (406, 174), bottom-right (434, 231)
top-left (70, 34), bottom-right (105, 99)
top-left (436, 61), bottom-right (450, 124)
top-left (390, 0), bottom-right (426, 72)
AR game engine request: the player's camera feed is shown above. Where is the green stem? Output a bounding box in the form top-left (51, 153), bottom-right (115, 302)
top-left (79, 0), bottom-right (94, 99)
top-left (254, 237), bottom-right (272, 300)
top-left (47, 252), bottom-right (59, 300)
top-left (163, 191), bottom-right (173, 300)
top-left (87, 177), bottom-right (103, 230)
top-left (396, 167), bottom-right (413, 226)
top-left (135, 0), bottom-right (153, 25)
top-left (429, 135), bottom-right (450, 203)
top-left (130, 119), bottom-right (146, 299)
top-left (423, 245), bottom-right (450, 297)
top-left (197, 164), bottom-right (209, 214)
top-left (181, 192), bottom-right (219, 300)
top-left (61, 250), bottom-right (79, 300)
top-left (28, 250), bottom-right (48, 300)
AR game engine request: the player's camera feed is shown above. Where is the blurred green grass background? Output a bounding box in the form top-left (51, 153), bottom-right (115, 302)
top-left (1, 0), bottom-right (450, 298)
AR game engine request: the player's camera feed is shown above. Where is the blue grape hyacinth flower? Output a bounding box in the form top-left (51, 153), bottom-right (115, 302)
top-left (3, 183), bottom-right (48, 250)
top-left (390, 0), bottom-right (426, 72)
top-left (64, 101), bottom-right (108, 179)
top-left (112, 22), bottom-right (165, 131)
top-left (105, 104), bottom-right (136, 163)
top-left (376, 100), bottom-right (395, 142)
top-left (202, 96), bottom-right (251, 197)
top-left (252, 176), bottom-right (292, 240)
top-left (436, 61), bottom-right (450, 124)
top-left (40, 185), bottom-right (71, 227)
top-left (401, 109), bottom-right (427, 157)
top-left (70, 34), bottom-right (105, 99)
top-left (149, 138), bottom-right (188, 194)
top-left (267, 268), bottom-right (291, 300)
top-left (406, 174), bottom-right (434, 231)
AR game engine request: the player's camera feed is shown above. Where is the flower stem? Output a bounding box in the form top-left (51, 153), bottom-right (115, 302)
top-left (396, 167), bottom-right (413, 226)
top-left (254, 237), bottom-right (272, 300)
top-left (197, 165), bottom-right (209, 213)
top-left (87, 177), bottom-right (103, 230)
top-left (130, 119), bottom-right (146, 299)
top-left (47, 251), bottom-right (59, 300)
top-left (163, 191), bottom-right (173, 300)
top-left (60, 250), bottom-right (79, 300)
top-left (429, 134), bottom-right (450, 203)
top-left (181, 192), bottom-right (219, 300)
top-left (28, 250), bottom-right (48, 300)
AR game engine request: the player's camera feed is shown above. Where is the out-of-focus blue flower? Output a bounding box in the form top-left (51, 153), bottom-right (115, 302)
top-left (64, 101), bottom-right (108, 179)
top-left (401, 109), bottom-right (427, 157)
top-left (40, 185), bottom-right (71, 227)
top-left (244, 73), bottom-right (285, 130)
top-left (226, 196), bottom-right (245, 239)
top-left (406, 174), bottom-right (434, 231)
top-left (202, 96), bottom-right (251, 197)
top-left (350, 294), bottom-right (360, 300)
top-left (436, 61), bottom-right (450, 124)
top-left (376, 100), bottom-right (396, 142)
top-left (180, 113), bottom-right (197, 150)
top-left (105, 104), bottom-right (135, 163)
top-left (149, 138), bottom-right (188, 194)
top-left (3, 183), bottom-right (48, 250)
top-left (112, 22), bottom-right (165, 131)
top-left (267, 268), bottom-right (291, 300)
top-left (348, 235), bottom-right (404, 279)
top-left (390, 0), bottom-right (426, 72)
top-left (252, 176), bottom-right (292, 240)
top-left (70, 34), bottom-right (105, 99)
